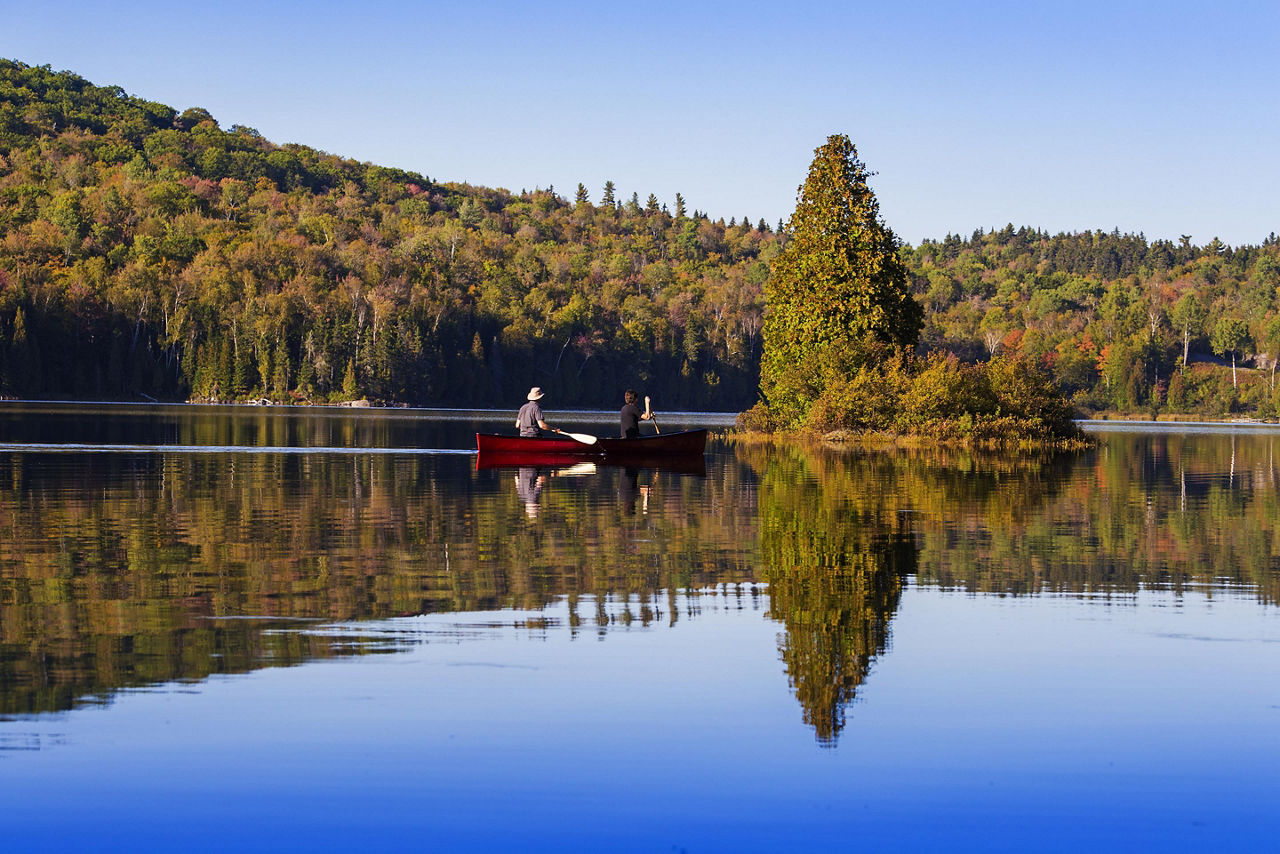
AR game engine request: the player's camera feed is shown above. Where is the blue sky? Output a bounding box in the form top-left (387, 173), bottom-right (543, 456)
top-left (3, 0), bottom-right (1277, 246)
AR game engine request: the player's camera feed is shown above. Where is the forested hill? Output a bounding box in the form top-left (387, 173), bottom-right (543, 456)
top-left (0, 59), bottom-right (773, 409)
top-left (2, 59), bottom-right (1278, 417)
top-left (908, 226), bottom-right (1280, 416)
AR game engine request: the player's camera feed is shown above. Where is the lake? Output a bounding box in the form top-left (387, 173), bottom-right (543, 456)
top-left (1, 403), bottom-right (1278, 852)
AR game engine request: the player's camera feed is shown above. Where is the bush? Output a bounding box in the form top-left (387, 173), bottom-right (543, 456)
top-left (897, 352), bottom-right (990, 432)
top-left (750, 339), bottom-right (1082, 443)
top-left (984, 354), bottom-right (1079, 438)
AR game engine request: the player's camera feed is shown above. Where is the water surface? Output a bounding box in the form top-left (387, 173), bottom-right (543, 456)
top-left (1, 404), bottom-right (1277, 851)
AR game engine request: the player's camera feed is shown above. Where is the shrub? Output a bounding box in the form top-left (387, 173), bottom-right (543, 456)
top-left (984, 354), bottom-right (1079, 438)
top-left (897, 352), bottom-right (991, 432)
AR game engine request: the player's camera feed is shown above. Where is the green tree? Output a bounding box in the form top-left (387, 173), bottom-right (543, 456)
top-left (1211, 316), bottom-right (1249, 389)
top-left (342, 358), bottom-right (358, 399)
top-left (1171, 292), bottom-right (1204, 372)
top-left (759, 134), bottom-right (922, 427)
top-left (1260, 315), bottom-right (1280, 395)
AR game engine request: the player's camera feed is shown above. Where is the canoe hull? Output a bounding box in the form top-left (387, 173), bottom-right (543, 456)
top-left (598, 429), bottom-right (707, 456)
top-left (475, 433), bottom-right (593, 454)
top-left (475, 429), bottom-right (707, 458)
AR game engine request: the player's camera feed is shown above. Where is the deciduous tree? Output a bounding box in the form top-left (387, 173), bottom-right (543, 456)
top-left (1211, 316), bottom-right (1249, 389)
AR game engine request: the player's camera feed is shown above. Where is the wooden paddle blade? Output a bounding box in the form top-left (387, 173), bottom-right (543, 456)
top-left (563, 431), bottom-right (598, 445)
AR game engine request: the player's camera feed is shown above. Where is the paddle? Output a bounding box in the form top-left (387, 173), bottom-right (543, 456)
top-left (557, 429), bottom-right (598, 445)
top-left (644, 396), bottom-right (660, 434)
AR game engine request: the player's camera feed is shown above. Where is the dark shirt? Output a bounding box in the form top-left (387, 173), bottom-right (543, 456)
top-left (620, 402), bottom-right (643, 439)
top-left (517, 401), bottom-right (544, 437)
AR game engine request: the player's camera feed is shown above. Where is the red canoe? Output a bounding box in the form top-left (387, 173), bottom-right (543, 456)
top-left (475, 433), bottom-right (593, 454)
top-left (475, 429), bottom-right (707, 457)
top-left (598, 429), bottom-right (707, 456)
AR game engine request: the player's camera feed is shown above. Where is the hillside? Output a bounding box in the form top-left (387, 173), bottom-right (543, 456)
top-left (0, 59), bottom-right (772, 409)
top-left (908, 226), bottom-right (1280, 416)
top-left (2, 59), bottom-right (1278, 417)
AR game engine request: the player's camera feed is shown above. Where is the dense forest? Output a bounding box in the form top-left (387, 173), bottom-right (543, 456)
top-left (0, 60), bottom-right (771, 409)
top-left (910, 226), bottom-right (1280, 417)
top-left (2, 59), bottom-right (1278, 416)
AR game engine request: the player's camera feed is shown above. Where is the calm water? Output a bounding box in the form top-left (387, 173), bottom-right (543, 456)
top-left (1, 404), bottom-right (1278, 852)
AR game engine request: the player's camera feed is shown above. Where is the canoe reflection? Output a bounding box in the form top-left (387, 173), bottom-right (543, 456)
top-left (476, 450), bottom-right (706, 476)
top-left (483, 451), bottom-right (705, 518)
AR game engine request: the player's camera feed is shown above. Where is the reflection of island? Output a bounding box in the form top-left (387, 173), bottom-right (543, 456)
top-left (765, 528), bottom-right (916, 746)
top-left (754, 445), bottom-right (919, 745)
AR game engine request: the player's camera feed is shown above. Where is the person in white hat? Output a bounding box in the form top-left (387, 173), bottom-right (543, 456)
top-left (515, 386), bottom-right (560, 438)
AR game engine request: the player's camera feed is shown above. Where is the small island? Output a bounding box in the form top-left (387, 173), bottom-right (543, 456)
top-left (741, 134), bottom-right (1084, 448)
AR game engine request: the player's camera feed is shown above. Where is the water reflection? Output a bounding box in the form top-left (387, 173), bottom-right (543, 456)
top-left (3, 407), bottom-right (1280, 748)
top-left (748, 443), bottom-right (919, 745)
top-left (515, 466), bottom-right (547, 518)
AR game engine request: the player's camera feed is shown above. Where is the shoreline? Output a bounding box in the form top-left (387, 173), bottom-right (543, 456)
top-left (4, 397), bottom-right (1280, 431)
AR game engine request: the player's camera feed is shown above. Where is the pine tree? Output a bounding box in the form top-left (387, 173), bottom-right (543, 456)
top-left (759, 134), bottom-right (922, 425)
top-left (601, 180), bottom-right (616, 207)
top-left (342, 359), bottom-right (358, 398)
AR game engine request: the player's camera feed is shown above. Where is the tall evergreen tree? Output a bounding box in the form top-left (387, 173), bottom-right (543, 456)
top-left (759, 134), bottom-right (922, 424)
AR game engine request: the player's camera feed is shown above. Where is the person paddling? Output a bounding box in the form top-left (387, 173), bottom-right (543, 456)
top-left (517, 387), bottom-right (561, 438)
top-left (619, 389), bottom-right (654, 439)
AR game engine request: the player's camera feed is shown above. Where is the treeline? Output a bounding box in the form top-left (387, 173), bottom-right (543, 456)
top-left (0, 59), bottom-right (771, 409)
top-left (909, 225), bottom-right (1280, 417)
top-left (5, 59), bottom-right (1280, 417)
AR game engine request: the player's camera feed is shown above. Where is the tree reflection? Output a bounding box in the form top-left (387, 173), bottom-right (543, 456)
top-left (0, 449), bottom-right (758, 715)
top-left (749, 444), bottom-right (918, 745)
top-left (4, 428), bottom-right (1280, 737)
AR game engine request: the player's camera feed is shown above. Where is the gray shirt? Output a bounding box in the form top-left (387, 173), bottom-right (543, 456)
top-left (516, 401), bottom-right (544, 437)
